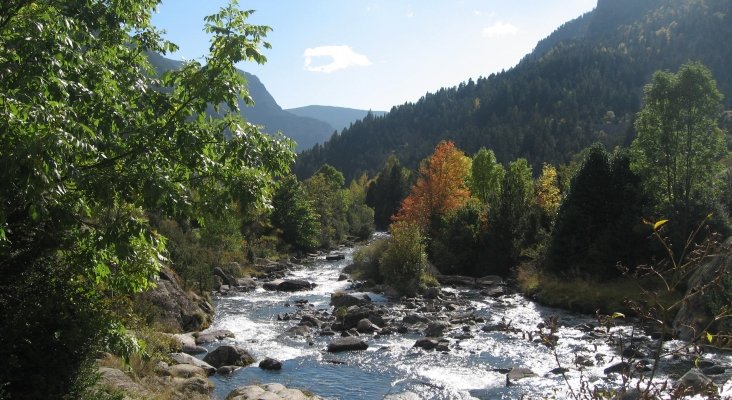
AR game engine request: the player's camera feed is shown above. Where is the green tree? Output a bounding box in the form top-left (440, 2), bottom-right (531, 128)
top-left (631, 62), bottom-right (726, 235)
top-left (379, 221), bottom-right (428, 296)
top-left (366, 155), bottom-right (412, 230)
top-left (271, 176), bottom-right (320, 251)
top-left (546, 145), bottom-right (649, 279)
top-left (0, 1), bottom-right (292, 397)
top-left (346, 174), bottom-right (376, 240)
top-left (490, 158), bottom-right (534, 276)
top-left (470, 147), bottom-right (505, 208)
top-left (303, 164), bottom-right (349, 247)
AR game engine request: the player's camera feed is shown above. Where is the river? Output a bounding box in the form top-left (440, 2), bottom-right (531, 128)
top-left (202, 244), bottom-right (732, 399)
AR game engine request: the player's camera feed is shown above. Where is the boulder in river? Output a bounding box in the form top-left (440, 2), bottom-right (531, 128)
top-left (170, 352), bottom-right (216, 375)
top-left (356, 318), bottom-right (381, 333)
top-left (507, 367), bottom-right (536, 381)
top-left (330, 291), bottom-right (371, 308)
top-left (195, 329), bottom-right (234, 344)
top-left (259, 357), bottom-right (283, 371)
top-left (226, 383), bottom-right (324, 400)
top-left (264, 279), bottom-right (315, 292)
top-left (676, 368), bottom-right (715, 394)
top-left (327, 336), bottom-right (368, 352)
top-left (326, 254), bottom-right (346, 261)
top-left (203, 345), bottom-right (255, 368)
top-left (424, 321), bottom-right (450, 337)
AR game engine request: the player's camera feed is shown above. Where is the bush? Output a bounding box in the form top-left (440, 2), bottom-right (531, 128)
top-left (351, 238), bottom-right (390, 283)
top-left (379, 222), bottom-right (427, 296)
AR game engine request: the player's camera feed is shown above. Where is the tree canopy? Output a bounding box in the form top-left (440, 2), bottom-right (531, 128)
top-left (0, 1), bottom-right (293, 397)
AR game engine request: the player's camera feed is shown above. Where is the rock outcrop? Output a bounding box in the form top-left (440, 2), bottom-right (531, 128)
top-left (134, 266), bottom-right (214, 332)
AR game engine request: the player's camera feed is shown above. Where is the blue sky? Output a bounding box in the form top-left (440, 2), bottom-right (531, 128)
top-left (152, 1), bottom-right (596, 111)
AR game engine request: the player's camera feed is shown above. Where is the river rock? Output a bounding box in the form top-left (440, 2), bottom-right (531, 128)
top-left (356, 318), bottom-right (381, 333)
top-left (330, 292), bottom-right (371, 308)
top-left (170, 352), bottom-right (216, 375)
top-left (424, 321), bottom-right (450, 337)
top-left (168, 363), bottom-right (207, 379)
top-left (327, 336), bottom-right (368, 352)
top-left (300, 315), bottom-right (322, 328)
top-left (676, 368), bottom-right (714, 394)
top-left (414, 338), bottom-right (439, 350)
top-left (237, 277), bottom-right (257, 291)
top-left (259, 357), bottom-right (283, 370)
top-left (507, 367), bottom-right (536, 381)
top-left (673, 239), bottom-right (732, 340)
top-left (285, 325), bottom-right (312, 337)
top-left (214, 266), bottom-right (239, 287)
top-left (383, 392), bottom-right (421, 400)
top-left (203, 345), bottom-right (255, 368)
top-left (195, 329), bottom-right (235, 344)
top-left (403, 313), bottom-right (431, 325)
top-left (98, 367), bottom-right (151, 398)
top-left (133, 266), bottom-right (214, 332)
top-left (264, 279), bottom-right (314, 292)
top-left (226, 383), bottom-right (323, 400)
top-left (326, 254), bottom-right (346, 261)
top-left (342, 306), bottom-right (385, 330)
top-left (217, 365), bottom-right (238, 375)
top-left (174, 376), bottom-right (212, 396)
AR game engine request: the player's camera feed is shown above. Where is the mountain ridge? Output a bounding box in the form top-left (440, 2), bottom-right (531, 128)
top-left (295, 0), bottom-right (732, 181)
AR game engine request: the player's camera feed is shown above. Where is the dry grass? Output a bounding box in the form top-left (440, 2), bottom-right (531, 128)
top-left (517, 263), bottom-right (682, 317)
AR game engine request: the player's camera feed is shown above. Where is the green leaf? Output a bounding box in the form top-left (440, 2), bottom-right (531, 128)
top-left (611, 312), bottom-right (625, 319)
top-left (706, 331), bottom-right (714, 343)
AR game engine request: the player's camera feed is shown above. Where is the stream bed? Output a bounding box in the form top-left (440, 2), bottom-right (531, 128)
top-left (203, 245), bottom-right (732, 399)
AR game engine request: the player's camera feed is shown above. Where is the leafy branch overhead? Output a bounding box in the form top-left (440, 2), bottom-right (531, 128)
top-left (0, 1), bottom-right (293, 397)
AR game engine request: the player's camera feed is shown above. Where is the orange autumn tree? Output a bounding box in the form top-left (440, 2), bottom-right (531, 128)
top-left (395, 141), bottom-right (472, 228)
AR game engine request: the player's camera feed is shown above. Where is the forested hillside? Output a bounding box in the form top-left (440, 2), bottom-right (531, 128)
top-left (286, 106), bottom-right (387, 132)
top-left (295, 0), bottom-right (732, 180)
top-left (148, 52), bottom-right (334, 151)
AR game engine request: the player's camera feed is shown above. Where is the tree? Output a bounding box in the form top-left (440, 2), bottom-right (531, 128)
top-left (395, 141), bottom-right (472, 228)
top-left (546, 145), bottom-right (649, 279)
top-left (346, 174), bottom-right (376, 240)
top-left (490, 158), bottom-right (534, 276)
top-left (535, 163), bottom-right (561, 216)
top-left (631, 62), bottom-right (725, 235)
top-left (470, 147), bottom-right (505, 208)
top-left (303, 164), bottom-right (349, 247)
top-left (0, 1), bottom-right (293, 397)
top-left (271, 176), bottom-right (320, 251)
top-left (366, 155), bottom-right (412, 230)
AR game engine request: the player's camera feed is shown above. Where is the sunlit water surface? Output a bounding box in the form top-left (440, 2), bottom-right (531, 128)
top-left (203, 247), bottom-right (731, 399)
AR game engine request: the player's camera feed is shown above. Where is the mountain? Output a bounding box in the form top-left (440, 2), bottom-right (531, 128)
top-left (295, 0), bottom-right (732, 181)
top-left (146, 52), bottom-right (333, 152)
top-left (286, 106), bottom-right (387, 133)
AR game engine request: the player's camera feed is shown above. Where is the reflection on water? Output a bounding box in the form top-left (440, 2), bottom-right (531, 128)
top-left (204, 248), bottom-right (730, 399)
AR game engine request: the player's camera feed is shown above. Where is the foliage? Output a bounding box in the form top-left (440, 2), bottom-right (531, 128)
top-left (631, 61), bottom-right (726, 237)
top-left (430, 199), bottom-right (488, 276)
top-left (345, 174), bottom-right (376, 240)
top-left (379, 222), bottom-right (428, 296)
top-left (351, 237), bottom-right (390, 283)
top-left (545, 145), bottom-right (650, 279)
top-left (535, 163), bottom-right (562, 216)
top-left (489, 158), bottom-right (535, 276)
top-left (271, 176), bottom-right (321, 251)
top-left (365, 155), bottom-right (413, 230)
top-left (0, 1), bottom-right (292, 397)
top-left (469, 148), bottom-right (505, 208)
top-left (302, 164), bottom-right (349, 248)
top-left (395, 141), bottom-right (472, 229)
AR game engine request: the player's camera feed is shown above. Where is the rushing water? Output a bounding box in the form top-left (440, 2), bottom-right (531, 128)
top-left (203, 246), bottom-right (731, 399)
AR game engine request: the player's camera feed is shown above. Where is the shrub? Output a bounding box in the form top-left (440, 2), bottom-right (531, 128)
top-left (379, 222), bottom-right (427, 296)
top-left (351, 238), bottom-right (390, 283)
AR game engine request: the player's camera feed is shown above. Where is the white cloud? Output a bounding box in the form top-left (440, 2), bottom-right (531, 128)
top-left (482, 21), bottom-right (519, 38)
top-left (303, 45), bottom-right (372, 73)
